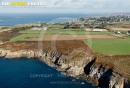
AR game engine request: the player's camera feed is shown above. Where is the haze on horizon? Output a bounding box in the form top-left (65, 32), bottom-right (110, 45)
top-left (0, 0), bottom-right (130, 13)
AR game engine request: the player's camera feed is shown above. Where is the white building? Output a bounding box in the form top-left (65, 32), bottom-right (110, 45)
top-left (117, 31), bottom-right (121, 34)
top-left (92, 29), bottom-right (107, 32)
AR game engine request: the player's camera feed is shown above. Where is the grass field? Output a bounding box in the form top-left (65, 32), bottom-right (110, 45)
top-left (48, 24), bottom-right (64, 29)
top-left (84, 38), bottom-right (130, 55)
top-left (11, 29), bottom-right (113, 42)
top-left (10, 34), bottom-right (39, 42)
top-left (20, 29), bottom-right (113, 35)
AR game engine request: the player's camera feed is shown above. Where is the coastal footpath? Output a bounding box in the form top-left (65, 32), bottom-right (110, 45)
top-left (0, 46), bottom-right (130, 88)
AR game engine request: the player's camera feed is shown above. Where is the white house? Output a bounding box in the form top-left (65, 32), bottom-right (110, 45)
top-left (117, 31), bottom-right (121, 34)
top-left (92, 29), bottom-right (107, 32)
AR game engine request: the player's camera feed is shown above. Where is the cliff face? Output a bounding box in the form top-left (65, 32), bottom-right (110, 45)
top-left (0, 48), bottom-right (129, 88)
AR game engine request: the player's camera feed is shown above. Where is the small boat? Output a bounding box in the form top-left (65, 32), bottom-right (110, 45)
top-left (81, 82), bottom-right (85, 84)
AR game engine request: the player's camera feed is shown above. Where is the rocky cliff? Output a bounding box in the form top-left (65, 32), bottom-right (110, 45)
top-left (0, 48), bottom-right (129, 88)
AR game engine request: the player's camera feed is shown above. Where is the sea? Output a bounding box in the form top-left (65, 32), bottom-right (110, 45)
top-left (0, 13), bottom-right (98, 88)
top-left (0, 13), bottom-right (108, 26)
top-left (0, 57), bottom-right (96, 88)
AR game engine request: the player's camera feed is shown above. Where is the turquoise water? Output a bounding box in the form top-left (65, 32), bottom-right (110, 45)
top-left (0, 57), bottom-right (96, 88)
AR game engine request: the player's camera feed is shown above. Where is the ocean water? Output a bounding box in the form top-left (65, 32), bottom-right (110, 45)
top-left (0, 13), bottom-right (85, 26)
top-left (0, 57), bottom-right (96, 88)
top-left (0, 13), bottom-right (98, 88)
top-left (0, 13), bottom-right (107, 26)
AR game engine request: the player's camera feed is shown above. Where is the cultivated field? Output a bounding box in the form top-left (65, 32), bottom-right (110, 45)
top-left (84, 38), bottom-right (130, 55)
top-left (1, 24), bottom-right (129, 56)
top-left (24, 35), bottom-right (116, 41)
top-left (10, 29), bottom-right (114, 42)
top-left (20, 29), bottom-right (113, 35)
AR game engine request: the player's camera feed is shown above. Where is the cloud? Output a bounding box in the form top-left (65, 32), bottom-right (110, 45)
top-left (0, 0), bottom-right (130, 13)
top-left (42, 0), bottom-right (109, 9)
top-left (42, 0), bottom-right (130, 10)
top-left (44, 0), bottom-right (87, 9)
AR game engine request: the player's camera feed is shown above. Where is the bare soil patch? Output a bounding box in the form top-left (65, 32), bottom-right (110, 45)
top-left (112, 28), bottom-right (130, 31)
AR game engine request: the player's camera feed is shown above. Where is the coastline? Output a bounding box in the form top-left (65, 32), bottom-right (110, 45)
top-left (1, 13), bottom-right (130, 87)
top-left (0, 41), bottom-right (129, 88)
top-left (0, 48), bottom-right (97, 86)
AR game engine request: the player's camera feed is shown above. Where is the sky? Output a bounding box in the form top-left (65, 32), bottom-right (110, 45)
top-left (0, 0), bottom-right (130, 13)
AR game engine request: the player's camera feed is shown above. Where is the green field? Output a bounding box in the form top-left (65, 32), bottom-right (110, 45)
top-left (10, 34), bottom-right (39, 42)
top-left (48, 24), bottom-right (64, 29)
top-left (10, 29), bottom-right (113, 42)
top-left (84, 38), bottom-right (130, 55)
top-left (20, 29), bottom-right (113, 35)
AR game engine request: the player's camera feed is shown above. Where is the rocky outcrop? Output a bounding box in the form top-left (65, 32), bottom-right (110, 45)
top-left (0, 48), bottom-right (129, 88)
top-left (109, 73), bottom-right (124, 88)
top-left (84, 59), bottom-right (128, 88)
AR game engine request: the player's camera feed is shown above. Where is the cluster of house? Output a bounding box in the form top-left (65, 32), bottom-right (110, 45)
top-left (30, 22), bottom-right (130, 36)
top-left (31, 22), bottom-right (109, 32)
top-left (77, 15), bottom-right (130, 24)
